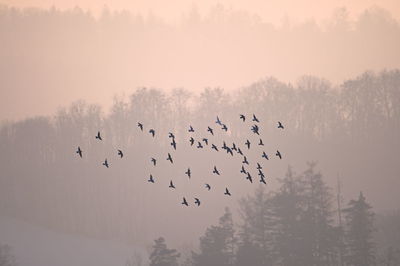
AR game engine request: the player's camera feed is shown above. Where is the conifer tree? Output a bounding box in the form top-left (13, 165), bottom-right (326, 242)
top-left (343, 192), bottom-right (376, 266)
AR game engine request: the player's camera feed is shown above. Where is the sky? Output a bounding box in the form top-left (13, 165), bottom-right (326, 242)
top-left (1, 0), bottom-right (400, 121)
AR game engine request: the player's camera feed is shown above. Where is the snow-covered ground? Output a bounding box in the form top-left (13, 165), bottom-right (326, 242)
top-left (0, 216), bottom-right (148, 266)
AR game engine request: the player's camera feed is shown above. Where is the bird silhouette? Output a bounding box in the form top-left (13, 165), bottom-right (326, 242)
top-left (239, 114), bottom-right (246, 122)
top-left (188, 125), bottom-right (195, 132)
top-left (205, 183), bottom-right (211, 190)
top-left (102, 159), bottom-right (109, 168)
top-left (149, 129), bottom-right (155, 137)
top-left (252, 114), bottom-right (259, 123)
top-left (251, 124), bottom-right (260, 135)
top-left (211, 144), bottom-right (219, 151)
top-left (137, 122), bottom-right (143, 131)
top-left (197, 141), bottom-right (203, 149)
top-left (167, 153), bottom-right (173, 163)
top-left (245, 140), bottom-right (251, 149)
top-left (277, 121), bottom-right (284, 129)
top-left (169, 180), bottom-right (175, 189)
top-left (258, 169), bottom-right (265, 179)
top-left (258, 139), bottom-right (264, 146)
top-left (194, 198), bottom-right (201, 206)
top-left (185, 168), bottom-right (191, 179)
top-left (246, 172), bottom-right (253, 183)
top-left (222, 141), bottom-right (228, 150)
top-left (256, 162), bottom-right (262, 170)
top-left (151, 158), bottom-right (157, 166)
top-left (189, 137), bottom-right (195, 146)
top-left (216, 116), bottom-right (222, 125)
top-left (95, 131), bottom-right (102, 141)
top-left (182, 197), bottom-right (189, 206)
top-left (276, 150), bottom-right (282, 159)
top-left (262, 152), bottom-right (269, 160)
top-left (237, 148), bottom-right (243, 155)
top-left (226, 147), bottom-right (233, 156)
top-left (221, 124), bottom-right (228, 131)
top-left (232, 143), bottom-right (237, 151)
top-left (260, 177), bottom-right (266, 184)
top-left (207, 126), bottom-right (214, 135)
top-left (224, 188), bottom-right (231, 196)
top-left (243, 156), bottom-right (249, 165)
top-left (213, 166), bottom-right (220, 175)
top-left (171, 139), bottom-right (177, 150)
top-left (148, 174), bottom-right (155, 183)
top-left (117, 149), bottom-right (123, 158)
top-left (202, 138), bottom-right (209, 145)
top-left (240, 165), bottom-right (247, 174)
top-left (169, 132), bottom-right (175, 139)
top-left (76, 146), bottom-right (82, 158)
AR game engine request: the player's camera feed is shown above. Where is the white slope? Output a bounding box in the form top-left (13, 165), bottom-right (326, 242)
top-left (0, 215), bottom-right (148, 266)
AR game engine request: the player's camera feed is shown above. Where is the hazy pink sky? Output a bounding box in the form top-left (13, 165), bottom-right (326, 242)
top-left (2, 0), bottom-right (400, 24)
top-left (1, 0), bottom-right (400, 121)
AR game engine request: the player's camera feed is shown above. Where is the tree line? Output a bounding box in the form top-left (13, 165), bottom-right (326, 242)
top-left (147, 164), bottom-right (400, 266)
top-left (0, 70), bottom-right (399, 254)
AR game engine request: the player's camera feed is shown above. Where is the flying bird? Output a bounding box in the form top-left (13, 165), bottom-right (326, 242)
top-left (224, 188), bottom-right (231, 196)
top-left (167, 153), bottom-right (173, 163)
top-left (243, 156), bottom-right (249, 165)
top-left (117, 149), bottom-right (123, 158)
top-left (226, 147), bottom-right (233, 156)
top-left (213, 166), bottom-right (220, 175)
top-left (277, 121), bottom-right (284, 129)
top-left (182, 197), bottom-right (189, 206)
top-left (171, 139), bottom-right (177, 150)
top-left (245, 140), bottom-right (251, 149)
top-left (222, 141), bottom-right (228, 150)
top-left (252, 114), bottom-right (259, 123)
top-left (211, 144), bottom-right (219, 151)
top-left (148, 174), bottom-right (155, 183)
top-left (258, 139), bottom-right (264, 146)
top-left (207, 126), bottom-right (214, 135)
top-left (137, 122), bottom-right (143, 131)
top-left (169, 180), bottom-right (176, 189)
top-left (256, 162), bottom-right (262, 170)
top-left (189, 137), bottom-right (195, 146)
top-left (151, 158), bottom-right (157, 166)
top-left (202, 138), bottom-right (209, 145)
top-left (76, 146), bottom-right (82, 158)
top-left (237, 148), bottom-right (243, 155)
top-left (216, 116), bottom-right (222, 125)
top-left (260, 177), bottom-right (267, 185)
top-left (185, 168), bottom-right (191, 179)
top-left (168, 132), bottom-right (175, 139)
top-left (221, 124), bottom-right (228, 132)
top-left (149, 129), bottom-right (155, 137)
top-left (197, 142), bottom-right (203, 149)
top-left (95, 131), bottom-right (102, 141)
top-left (194, 198), bottom-right (201, 206)
top-left (276, 150), bottom-right (282, 159)
top-left (251, 124), bottom-right (260, 135)
top-left (258, 169), bottom-right (265, 179)
top-left (102, 159), bottom-right (109, 168)
top-left (188, 125), bottom-right (195, 132)
top-left (205, 183), bottom-right (211, 190)
top-left (262, 152), bottom-right (269, 160)
top-left (239, 114), bottom-right (246, 122)
top-left (232, 143), bottom-right (237, 151)
top-left (240, 165), bottom-right (247, 174)
top-left (246, 172), bottom-right (253, 183)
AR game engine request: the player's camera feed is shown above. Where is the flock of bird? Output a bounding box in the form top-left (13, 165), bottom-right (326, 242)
top-left (76, 114), bottom-right (284, 207)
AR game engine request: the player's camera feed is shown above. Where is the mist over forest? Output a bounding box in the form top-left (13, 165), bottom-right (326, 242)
top-left (0, 3), bottom-right (400, 266)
